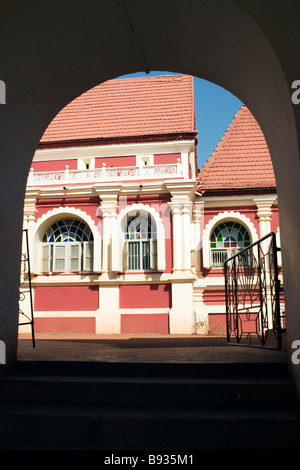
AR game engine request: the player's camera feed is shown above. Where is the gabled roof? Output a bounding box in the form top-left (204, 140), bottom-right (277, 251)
top-left (197, 105), bottom-right (276, 195)
top-left (40, 74), bottom-right (197, 147)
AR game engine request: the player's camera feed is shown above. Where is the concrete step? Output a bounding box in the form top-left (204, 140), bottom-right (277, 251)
top-left (12, 359), bottom-right (291, 378)
top-left (0, 374), bottom-right (298, 410)
top-left (0, 359), bottom-right (299, 450)
top-left (0, 403), bottom-right (299, 450)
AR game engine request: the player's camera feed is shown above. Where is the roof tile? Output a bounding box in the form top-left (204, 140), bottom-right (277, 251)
top-left (197, 105), bottom-right (276, 192)
top-left (41, 74), bottom-right (196, 143)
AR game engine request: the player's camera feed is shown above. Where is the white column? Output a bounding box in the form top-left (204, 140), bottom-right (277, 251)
top-left (254, 197), bottom-right (277, 333)
top-left (166, 182), bottom-right (197, 334)
top-left (169, 280), bottom-right (196, 334)
top-left (20, 190), bottom-right (39, 333)
top-left (110, 206), bottom-right (119, 272)
top-left (96, 188), bottom-right (120, 274)
top-left (23, 189), bottom-right (40, 270)
top-left (182, 204), bottom-right (192, 271)
top-left (170, 204), bottom-right (182, 272)
top-left (193, 284), bottom-right (207, 334)
top-left (193, 201), bottom-right (204, 273)
top-left (97, 284), bottom-right (120, 334)
top-left (254, 197), bottom-right (276, 239)
top-left (101, 210), bottom-right (110, 272)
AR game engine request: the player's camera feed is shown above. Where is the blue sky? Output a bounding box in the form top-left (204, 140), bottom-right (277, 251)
top-left (118, 71), bottom-right (243, 170)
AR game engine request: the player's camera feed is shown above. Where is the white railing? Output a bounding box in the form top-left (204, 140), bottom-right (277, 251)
top-left (27, 160), bottom-right (183, 186)
top-left (210, 248), bottom-right (240, 268)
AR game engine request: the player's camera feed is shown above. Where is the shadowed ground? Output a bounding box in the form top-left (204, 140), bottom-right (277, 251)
top-left (17, 334), bottom-right (288, 364)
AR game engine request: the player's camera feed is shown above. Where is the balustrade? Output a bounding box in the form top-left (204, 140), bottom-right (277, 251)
top-left (27, 161), bottom-right (182, 186)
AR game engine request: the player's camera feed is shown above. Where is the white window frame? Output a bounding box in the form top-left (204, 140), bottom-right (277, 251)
top-left (52, 243), bottom-right (67, 273)
top-left (41, 244), bottom-right (51, 273)
top-left (113, 204), bottom-right (166, 273)
top-left (83, 241), bottom-right (94, 272)
top-left (41, 241), bottom-right (93, 274)
top-left (124, 215), bottom-right (157, 272)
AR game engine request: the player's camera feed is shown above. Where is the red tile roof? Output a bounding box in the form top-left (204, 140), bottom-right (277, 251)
top-left (40, 74), bottom-right (197, 145)
top-left (197, 105), bottom-right (276, 194)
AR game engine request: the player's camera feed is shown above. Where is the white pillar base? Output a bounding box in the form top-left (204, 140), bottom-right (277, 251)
top-left (96, 285), bottom-right (120, 334)
top-left (169, 307), bottom-right (196, 334)
top-left (96, 309), bottom-right (120, 334)
top-left (169, 281), bottom-right (196, 334)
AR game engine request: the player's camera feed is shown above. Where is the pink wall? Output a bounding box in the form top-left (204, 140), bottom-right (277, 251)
top-left (208, 312), bottom-right (257, 335)
top-left (208, 313), bottom-right (227, 334)
top-left (121, 313), bottom-right (169, 334)
top-left (31, 159), bottom-right (77, 171)
top-left (35, 317), bottom-right (96, 334)
top-left (203, 290), bottom-right (226, 305)
top-left (95, 156), bottom-right (136, 167)
top-left (119, 284), bottom-right (171, 308)
top-left (154, 153), bottom-right (180, 164)
top-left (34, 285), bottom-right (99, 311)
top-left (36, 197), bottom-right (100, 224)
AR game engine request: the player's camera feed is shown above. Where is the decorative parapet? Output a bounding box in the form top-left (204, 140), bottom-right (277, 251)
top-left (27, 161), bottom-right (183, 186)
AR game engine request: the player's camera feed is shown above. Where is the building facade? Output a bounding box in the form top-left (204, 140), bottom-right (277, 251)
top-left (19, 75), bottom-right (281, 336)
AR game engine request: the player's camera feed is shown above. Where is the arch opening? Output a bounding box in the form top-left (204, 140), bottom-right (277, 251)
top-left (0, 1), bottom-right (297, 381)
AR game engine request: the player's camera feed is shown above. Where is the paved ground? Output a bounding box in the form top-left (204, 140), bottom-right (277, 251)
top-left (17, 333), bottom-right (288, 364)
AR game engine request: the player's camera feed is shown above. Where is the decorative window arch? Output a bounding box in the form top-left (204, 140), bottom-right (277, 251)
top-left (41, 219), bottom-right (94, 273)
top-left (30, 206), bottom-right (101, 274)
top-left (210, 221), bottom-right (251, 267)
top-left (113, 203), bottom-right (165, 272)
top-left (202, 211), bottom-right (258, 268)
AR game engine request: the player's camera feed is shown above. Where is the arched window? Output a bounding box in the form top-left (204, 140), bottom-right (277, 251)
top-left (41, 219), bottom-right (94, 273)
top-left (124, 214), bottom-right (157, 271)
top-left (210, 221), bottom-right (251, 267)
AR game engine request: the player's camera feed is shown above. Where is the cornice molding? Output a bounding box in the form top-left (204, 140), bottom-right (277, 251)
top-left (34, 139), bottom-right (196, 161)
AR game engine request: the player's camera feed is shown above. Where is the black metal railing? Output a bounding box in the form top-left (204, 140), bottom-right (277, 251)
top-left (224, 232), bottom-right (285, 349)
top-left (19, 229), bottom-right (35, 348)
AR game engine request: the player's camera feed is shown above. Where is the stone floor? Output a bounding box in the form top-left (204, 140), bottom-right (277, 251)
top-left (17, 333), bottom-right (288, 364)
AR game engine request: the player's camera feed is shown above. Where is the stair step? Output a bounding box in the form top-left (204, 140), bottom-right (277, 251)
top-left (0, 375), bottom-right (298, 409)
top-left (1, 359), bottom-right (299, 450)
top-left (0, 403), bottom-right (299, 450)
top-left (12, 360), bottom-right (290, 378)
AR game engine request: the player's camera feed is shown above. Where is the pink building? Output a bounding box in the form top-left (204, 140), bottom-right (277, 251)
top-left (19, 75), bottom-right (281, 337)
top-left (196, 104), bottom-right (281, 334)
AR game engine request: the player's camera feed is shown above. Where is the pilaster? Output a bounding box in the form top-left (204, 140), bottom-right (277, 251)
top-left (192, 200), bottom-right (204, 273)
top-left (23, 189), bottom-right (40, 257)
top-left (95, 184), bottom-right (122, 274)
top-left (166, 180), bottom-right (196, 275)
